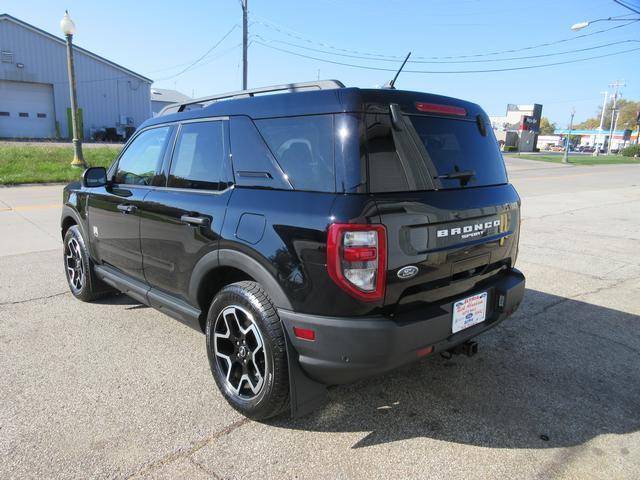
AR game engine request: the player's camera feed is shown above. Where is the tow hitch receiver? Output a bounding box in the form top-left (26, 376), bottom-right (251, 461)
top-left (441, 340), bottom-right (478, 359)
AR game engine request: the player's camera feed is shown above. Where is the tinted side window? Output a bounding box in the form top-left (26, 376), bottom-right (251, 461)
top-left (114, 126), bottom-right (171, 185)
top-left (229, 116), bottom-right (292, 190)
top-left (255, 115), bottom-right (335, 193)
top-left (168, 121), bottom-right (226, 190)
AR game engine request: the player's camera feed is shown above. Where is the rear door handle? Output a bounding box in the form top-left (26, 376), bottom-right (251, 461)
top-left (181, 214), bottom-right (210, 227)
top-left (117, 204), bottom-right (137, 214)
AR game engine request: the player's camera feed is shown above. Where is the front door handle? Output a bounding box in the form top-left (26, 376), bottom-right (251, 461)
top-left (117, 204), bottom-right (137, 214)
top-left (181, 214), bottom-right (210, 227)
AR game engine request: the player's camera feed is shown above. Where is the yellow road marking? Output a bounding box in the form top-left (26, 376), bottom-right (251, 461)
top-left (0, 203), bottom-right (61, 212)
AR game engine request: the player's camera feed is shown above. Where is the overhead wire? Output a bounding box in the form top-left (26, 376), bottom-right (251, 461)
top-left (254, 41), bottom-right (640, 74)
top-left (154, 24), bottom-right (239, 81)
top-left (251, 17), bottom-right (639, 60)
top-left (253, 36), bottom-right (640, 64)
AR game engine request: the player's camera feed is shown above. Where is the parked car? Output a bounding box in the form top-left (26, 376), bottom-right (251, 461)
top-left (61, 81), bottom-right (525, 419)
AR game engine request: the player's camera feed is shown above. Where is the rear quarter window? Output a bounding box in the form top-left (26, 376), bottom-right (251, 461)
top-left (255, 115), bottom-right (335, 193)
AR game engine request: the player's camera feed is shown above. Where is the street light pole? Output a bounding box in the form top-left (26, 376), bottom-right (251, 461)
top-left (562, 108), bottom-right (575, 164)
top-left (60, 11), bottom-right (85, 168)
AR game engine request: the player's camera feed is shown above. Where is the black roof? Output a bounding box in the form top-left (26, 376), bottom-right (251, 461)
top-left (141, 87), bottom-right (486, 129)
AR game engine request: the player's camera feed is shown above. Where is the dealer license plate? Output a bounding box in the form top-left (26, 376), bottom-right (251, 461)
top-left (452, 292), bottom-right (488, 334)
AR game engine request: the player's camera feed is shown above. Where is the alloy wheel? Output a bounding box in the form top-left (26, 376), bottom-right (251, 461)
top-left (213, 305), bottom-right (267, 400)
top-left (65, 237), bottom-right (84, 292)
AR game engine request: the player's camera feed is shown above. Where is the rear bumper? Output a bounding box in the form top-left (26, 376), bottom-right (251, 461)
top-left (279, 268), bottom-right (525, 385)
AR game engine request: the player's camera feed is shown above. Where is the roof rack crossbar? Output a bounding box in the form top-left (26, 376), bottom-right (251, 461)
top-left (159, 79), bottom-right (345, 116)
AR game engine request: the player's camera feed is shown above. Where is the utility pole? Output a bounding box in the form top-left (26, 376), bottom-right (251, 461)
top-left (607, 80), bottom-right (625, 154)
top-left (594, 90), bottom-right (608, 156)
top-left (241, 0), bottom-right (248, 90)
top-left (562, 108), bottom-right (575, 164)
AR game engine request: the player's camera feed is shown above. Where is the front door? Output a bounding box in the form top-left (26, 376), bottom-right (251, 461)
top-left (88, 125), bottom-right (173, 281)
top-left (140, 119), bottom-right (232, 303)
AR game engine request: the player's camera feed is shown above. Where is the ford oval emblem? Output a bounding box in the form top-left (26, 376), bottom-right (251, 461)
top-left (397, 265), bottom-right (418, 280)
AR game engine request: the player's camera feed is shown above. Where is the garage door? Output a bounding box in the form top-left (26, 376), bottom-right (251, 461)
top-left (0, 81), bottom-right (56, 138)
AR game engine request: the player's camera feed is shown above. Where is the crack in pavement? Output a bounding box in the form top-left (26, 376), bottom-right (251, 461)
top-left (0, 291), bottom-right (69, 306)
top-left (189, 456), bottom-right (222, 479)
top-left (517, 276), bottom-right (631, 322)
top-left (577, 329), bottom-right (640, 356)
top-left (126, 417), bottom-right (250, 479)
top-left (13, 209), bottom-right (61, 241)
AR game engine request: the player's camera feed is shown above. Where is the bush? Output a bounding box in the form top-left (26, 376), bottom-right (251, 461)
top-left (621, 144), bottom-right (640, 157)
top-left (503, 146), bottom-right (518, 152)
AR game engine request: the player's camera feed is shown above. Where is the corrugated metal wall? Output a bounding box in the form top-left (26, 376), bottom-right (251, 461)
top-left (0, 17), bottom-right (151, 139)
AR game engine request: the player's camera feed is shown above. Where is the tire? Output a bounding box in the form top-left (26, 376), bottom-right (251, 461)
top-left (63, 225), bottom-right (113, 302)
top-left (206, 281), bottom-right (289, 420)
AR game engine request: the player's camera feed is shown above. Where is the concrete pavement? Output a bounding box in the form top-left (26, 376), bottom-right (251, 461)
top-left (1, 157), bottom-right (639, 479)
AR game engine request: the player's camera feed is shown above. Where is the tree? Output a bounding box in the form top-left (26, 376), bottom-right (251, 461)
top-left (574, 99), bottom-right (640, 131)
top-left (539, 117), bottom-right (557, 135)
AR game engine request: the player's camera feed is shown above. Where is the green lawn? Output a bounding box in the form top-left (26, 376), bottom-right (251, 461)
top-left (0, 145), bottom-right (121, 185)
top-left (507, 153), bottom-right (640, 165)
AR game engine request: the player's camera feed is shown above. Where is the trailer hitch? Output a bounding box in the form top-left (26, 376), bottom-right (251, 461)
top-left (441, 340), bottom-right (478, 359)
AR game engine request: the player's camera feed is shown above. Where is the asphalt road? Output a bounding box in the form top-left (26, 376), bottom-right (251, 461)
top-left (1, 157), bottom-right (639, 479)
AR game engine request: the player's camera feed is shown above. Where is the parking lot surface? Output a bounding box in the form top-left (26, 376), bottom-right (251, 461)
top-left (1, 157), bottom-right (639, 479)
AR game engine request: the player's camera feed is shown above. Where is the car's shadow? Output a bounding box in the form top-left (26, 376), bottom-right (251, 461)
top-left (94, 293), bottom-right (149, 310)
top-left (269, 289), bottom-right (640, 450)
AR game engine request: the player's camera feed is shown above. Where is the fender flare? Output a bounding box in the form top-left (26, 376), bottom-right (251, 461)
top-left (188, 249), bottom-right (293, 310)
top-left (61, 205), bottom-right (88, 241)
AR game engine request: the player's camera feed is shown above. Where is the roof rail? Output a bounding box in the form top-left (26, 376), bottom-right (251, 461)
top-left (158, 79), bottom-right (345, 116)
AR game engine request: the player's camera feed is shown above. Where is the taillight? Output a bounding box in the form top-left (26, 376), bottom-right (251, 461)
top-left (327, 224), bottom-right (387, 302)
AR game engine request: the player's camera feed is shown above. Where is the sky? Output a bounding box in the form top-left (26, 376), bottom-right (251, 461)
top-left (2, 0), bottom-right (639, 126)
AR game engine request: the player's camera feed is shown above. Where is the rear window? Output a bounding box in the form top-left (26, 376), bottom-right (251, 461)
top-left (366, 113), bottom-right (507, 192)
top-left (410, 115), bottom-right (507, 188)
top-left (255, 115), bottom-right (335, 193)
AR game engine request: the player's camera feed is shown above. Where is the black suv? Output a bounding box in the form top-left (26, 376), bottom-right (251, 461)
top-left (61, 80), bottom-right (525, 419)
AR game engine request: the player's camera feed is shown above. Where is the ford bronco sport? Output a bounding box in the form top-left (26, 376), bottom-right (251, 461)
top-left (61, 80), bottom-right (525, 419)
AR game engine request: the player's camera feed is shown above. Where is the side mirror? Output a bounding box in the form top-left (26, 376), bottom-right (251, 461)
top-left (82, 167), bottom-right (108, 188)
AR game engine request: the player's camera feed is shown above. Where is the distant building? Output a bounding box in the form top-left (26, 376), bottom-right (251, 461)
top-left (553, 128), bottom-right (638, 150)
top-left (490, 104), bottom-right (543, 152)
top-left (537, 135), bottom-right (562, 149)
top-left (0, 14), bottom-right (152, 139)
top-left (150, 88), bottom-right (192, 117)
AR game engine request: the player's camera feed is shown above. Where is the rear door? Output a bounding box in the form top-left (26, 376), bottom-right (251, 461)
top-left (140, 119), bottom-right (233, 304)
top-left (364, 108), bottom-right (520, 309)
top-left (88, 125), bottom-right (173, 281)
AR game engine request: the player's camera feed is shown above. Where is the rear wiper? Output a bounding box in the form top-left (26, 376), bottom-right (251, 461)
top-left (435, 170), bottom-right (476, 181)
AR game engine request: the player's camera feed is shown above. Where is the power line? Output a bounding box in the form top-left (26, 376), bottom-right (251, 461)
top-left (253, 36), bottom-right (640, 64)
top-left (614, 0), bottom-right (640, 15)
top-left (254, 41), bottom-right (640, 74)
top-left (252, 17), bottom-right (638, 60)
top-left (50, 43), bottom-right (243, 86)
top-left (155, 24), bottom-right (239, 81)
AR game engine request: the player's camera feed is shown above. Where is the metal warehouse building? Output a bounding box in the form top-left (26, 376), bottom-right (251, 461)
top-left (0, 14), bottom-right (152, 139)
